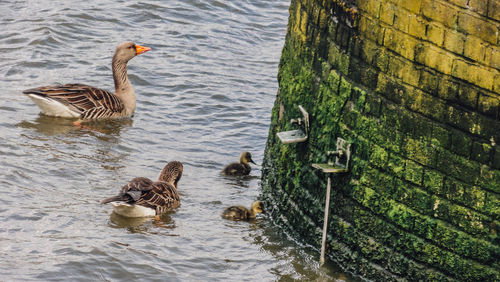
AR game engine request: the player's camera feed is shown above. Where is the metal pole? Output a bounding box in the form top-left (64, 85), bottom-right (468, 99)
top-left (320, 174), bottom-right (331, 266)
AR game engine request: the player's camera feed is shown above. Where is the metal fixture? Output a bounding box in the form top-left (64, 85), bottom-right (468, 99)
top-left (311, 137), bottom-right (351, 266)
top-left (277, 105), bottom-right (309, 144)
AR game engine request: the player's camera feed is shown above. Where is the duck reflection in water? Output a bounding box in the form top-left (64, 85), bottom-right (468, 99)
top-left (109, 211), bottom-right (176, 233)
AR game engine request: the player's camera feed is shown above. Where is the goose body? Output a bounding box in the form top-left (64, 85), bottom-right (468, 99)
top-left (23, 42), bottom-right (150, 120)
top-left (222, 201), bottom-right (263, 220)
top-left (222, 152), bottom-right (256, 176)
top-left (101, 161), bottom-right (183, 218)
top-left (111, 202), bottom-right (156, 217)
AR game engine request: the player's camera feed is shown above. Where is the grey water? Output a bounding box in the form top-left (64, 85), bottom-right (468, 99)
top-left (0, 0), bottom-right (359, 280)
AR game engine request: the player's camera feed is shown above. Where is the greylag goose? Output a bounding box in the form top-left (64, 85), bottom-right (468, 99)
top-left (222, 151), bottom-right (256, 176)
top-left (101, 161), bottom-right (183, 218)
top-left (23, 41), bottom-right (150, 120)
top-left (222, 201), bottom-right (263, 220)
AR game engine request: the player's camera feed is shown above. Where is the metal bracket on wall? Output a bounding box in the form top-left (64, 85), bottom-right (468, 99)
top-left (276, 105), bottom-right (309, 144)
top-left (311, 137), bottom-right (352, 266)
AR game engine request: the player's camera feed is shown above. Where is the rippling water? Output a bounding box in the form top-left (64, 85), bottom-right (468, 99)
top-left (0, 0), bottom-right (359, 281)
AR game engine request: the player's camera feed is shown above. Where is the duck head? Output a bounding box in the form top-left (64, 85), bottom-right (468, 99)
top-left (240, 151), bottom-right (256, 165)
top-left (251, 201), bottom-right (264, 214)
top-left (159, 161), bottom-right (183, 188)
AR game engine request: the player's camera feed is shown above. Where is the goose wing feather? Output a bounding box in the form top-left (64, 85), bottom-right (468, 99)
top-left (135, 181), bottom-right (180, 214)
top-left (23, 83), bottom-right (125, 117)
top-left (101, 177), bottom-right (154, 204)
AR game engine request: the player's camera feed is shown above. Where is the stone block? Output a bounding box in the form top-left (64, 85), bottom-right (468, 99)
top-left (376, 73), bottom-right (404, 104)
top-left (478, 164), bottom-right (500, 193)
top-left (415, 44), bottom-right (453, 75)
top-left (452, 59), bottom-right (495, 91)
top-left (383, 28), bottom-right (417, 60)
top-left (443, 29), bottom-right (466, 55)
top-left (421, 0), bottom-right (459, 28)
top-left (491, 47), bottom-right (500, 70)
top-left (431, 124), bottom-right (451, 149)
top-left (423, 169), bottom-right (444, 194)
top-left (437, 77), bottom-right (459, 102)
top-left (449, 128), bottom-right (472, 157)
top-left (408, 14), bottom-right (427, 39)
top-left (404, 159), bottom-right (424, 185)
top-left (478, 94), bottom-right (500, 119)
top-left (471, 141), bottom-right (492, 164)
top-left (393, 5), bottom-right (410, 33)
top-left (445, 106), bottom-right (478, 135)
top-left (406, 137), bottom-right (437, 167)
top-left (359, 39), bottom-right (378, 65)
top-left (494, 73), bottom-right (500, 93)
top-left (358, 17), bottom-right (385, 44)
top-left (358, 0), bottom-right (381, 18)
top-left (387, 55), bottom-right (420, 87)
top-left (380, 2), bottom-right (395, 25)
top-left (425, 23), bottom-right (445, 46)
top-left (418, 70), bottom-right (440, 96)
top-left (446, 0), bottom-right (468, 8)
top-left (494, 147), bottom-right (500, 170)
top-left (458, 12), bottom-right (498, 45)
top-left (457, 83), bottom-right (479, 110)
top-left (464, 35), bottom-right (489, 65)
top-left (398, 0), bottom-right (422, 14)
top-left (488, 0), bottom-right (500, 21)
top-left (374, 49), bottom-right (389, 72)
top-left (474, 109), bottom-right (500, 140)
top-left (388, 152), bottom-right (406, 178)
top-left (447, 0), bottom-right (490, 18)
top-left (370, 145), bottom-right (389, 168)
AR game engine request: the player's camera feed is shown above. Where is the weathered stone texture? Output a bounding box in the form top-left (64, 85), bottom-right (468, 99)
top-left (262, 0), bottom-right (499, 280)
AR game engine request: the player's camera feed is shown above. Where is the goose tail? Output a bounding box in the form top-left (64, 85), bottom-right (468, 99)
top-left (101, 195), bottom-right (128, 204)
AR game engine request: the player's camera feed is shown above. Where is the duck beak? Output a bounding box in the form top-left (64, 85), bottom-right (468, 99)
top-left (249, 158), bottom-right (257, 165)
top-left (136, 44), bottom-right (151, 55)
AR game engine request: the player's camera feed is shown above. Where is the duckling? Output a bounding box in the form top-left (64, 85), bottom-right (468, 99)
top-left (222, 201), bottom-right (263, 220)
top-left (101, 161), bottom-right (183, 218)
top-left (222, 151), bottom-right (256, 176)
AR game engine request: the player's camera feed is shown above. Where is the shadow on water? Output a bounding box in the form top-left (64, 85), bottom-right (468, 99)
top-left (248, 218), bottom-right (363, 282)
top-left (17, 114), bottom-right (133, 137)
top-left (108, 211), bottom-right (176, 233)
top-left (220, 174), bottom-right (260, 188)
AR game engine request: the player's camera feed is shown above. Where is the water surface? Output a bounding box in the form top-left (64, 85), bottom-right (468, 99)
top-left (0, 0), bottom-right (360, 280)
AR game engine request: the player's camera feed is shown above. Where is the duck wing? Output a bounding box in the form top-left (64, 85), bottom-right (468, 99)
top-left (222, 206), bottom-right (248, 219)
top-left (101, 177), bottom-right (154, 204)
top-left (135, 181), bottom-right (180, 214)
top-left (222, 163), bottom-right (250, 176)
top-left (23, 83), bottom-right (125, 118)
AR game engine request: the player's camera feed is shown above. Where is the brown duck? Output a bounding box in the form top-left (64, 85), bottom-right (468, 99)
top-left (222, 201), bottom-right (263, 220)
top-left (101, 161), bottom-right (183, 218)
top-left (222, 151), bottom-right (256, 176)
top-left (23, 41), bottom-right (150, 120)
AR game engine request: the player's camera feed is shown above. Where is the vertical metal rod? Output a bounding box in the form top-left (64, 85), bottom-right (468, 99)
top-left (320, 174), bottom-right (332, 266)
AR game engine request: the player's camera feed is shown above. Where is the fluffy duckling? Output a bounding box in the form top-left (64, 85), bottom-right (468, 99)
top-left (222, 151), bottom-right (256, 176)
top-left (222, 201), bottom-right (263, 220)
top-left (101, 161), bottom-right (183, 218)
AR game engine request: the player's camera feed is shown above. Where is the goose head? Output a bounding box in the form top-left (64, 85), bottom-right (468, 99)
top-left (113, 41), bottom-right (151, 63)
top-left (239, 151), bottom-right (256, 165)
top-left (159, 161), bottom-right (184, 188)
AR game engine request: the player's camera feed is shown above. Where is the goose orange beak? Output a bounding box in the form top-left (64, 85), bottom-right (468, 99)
top-left (136, 44), bottom-right (151, 55)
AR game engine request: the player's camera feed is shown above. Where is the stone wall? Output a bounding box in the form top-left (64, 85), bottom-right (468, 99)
top-left (261, 0), bottom-right (499, 280)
